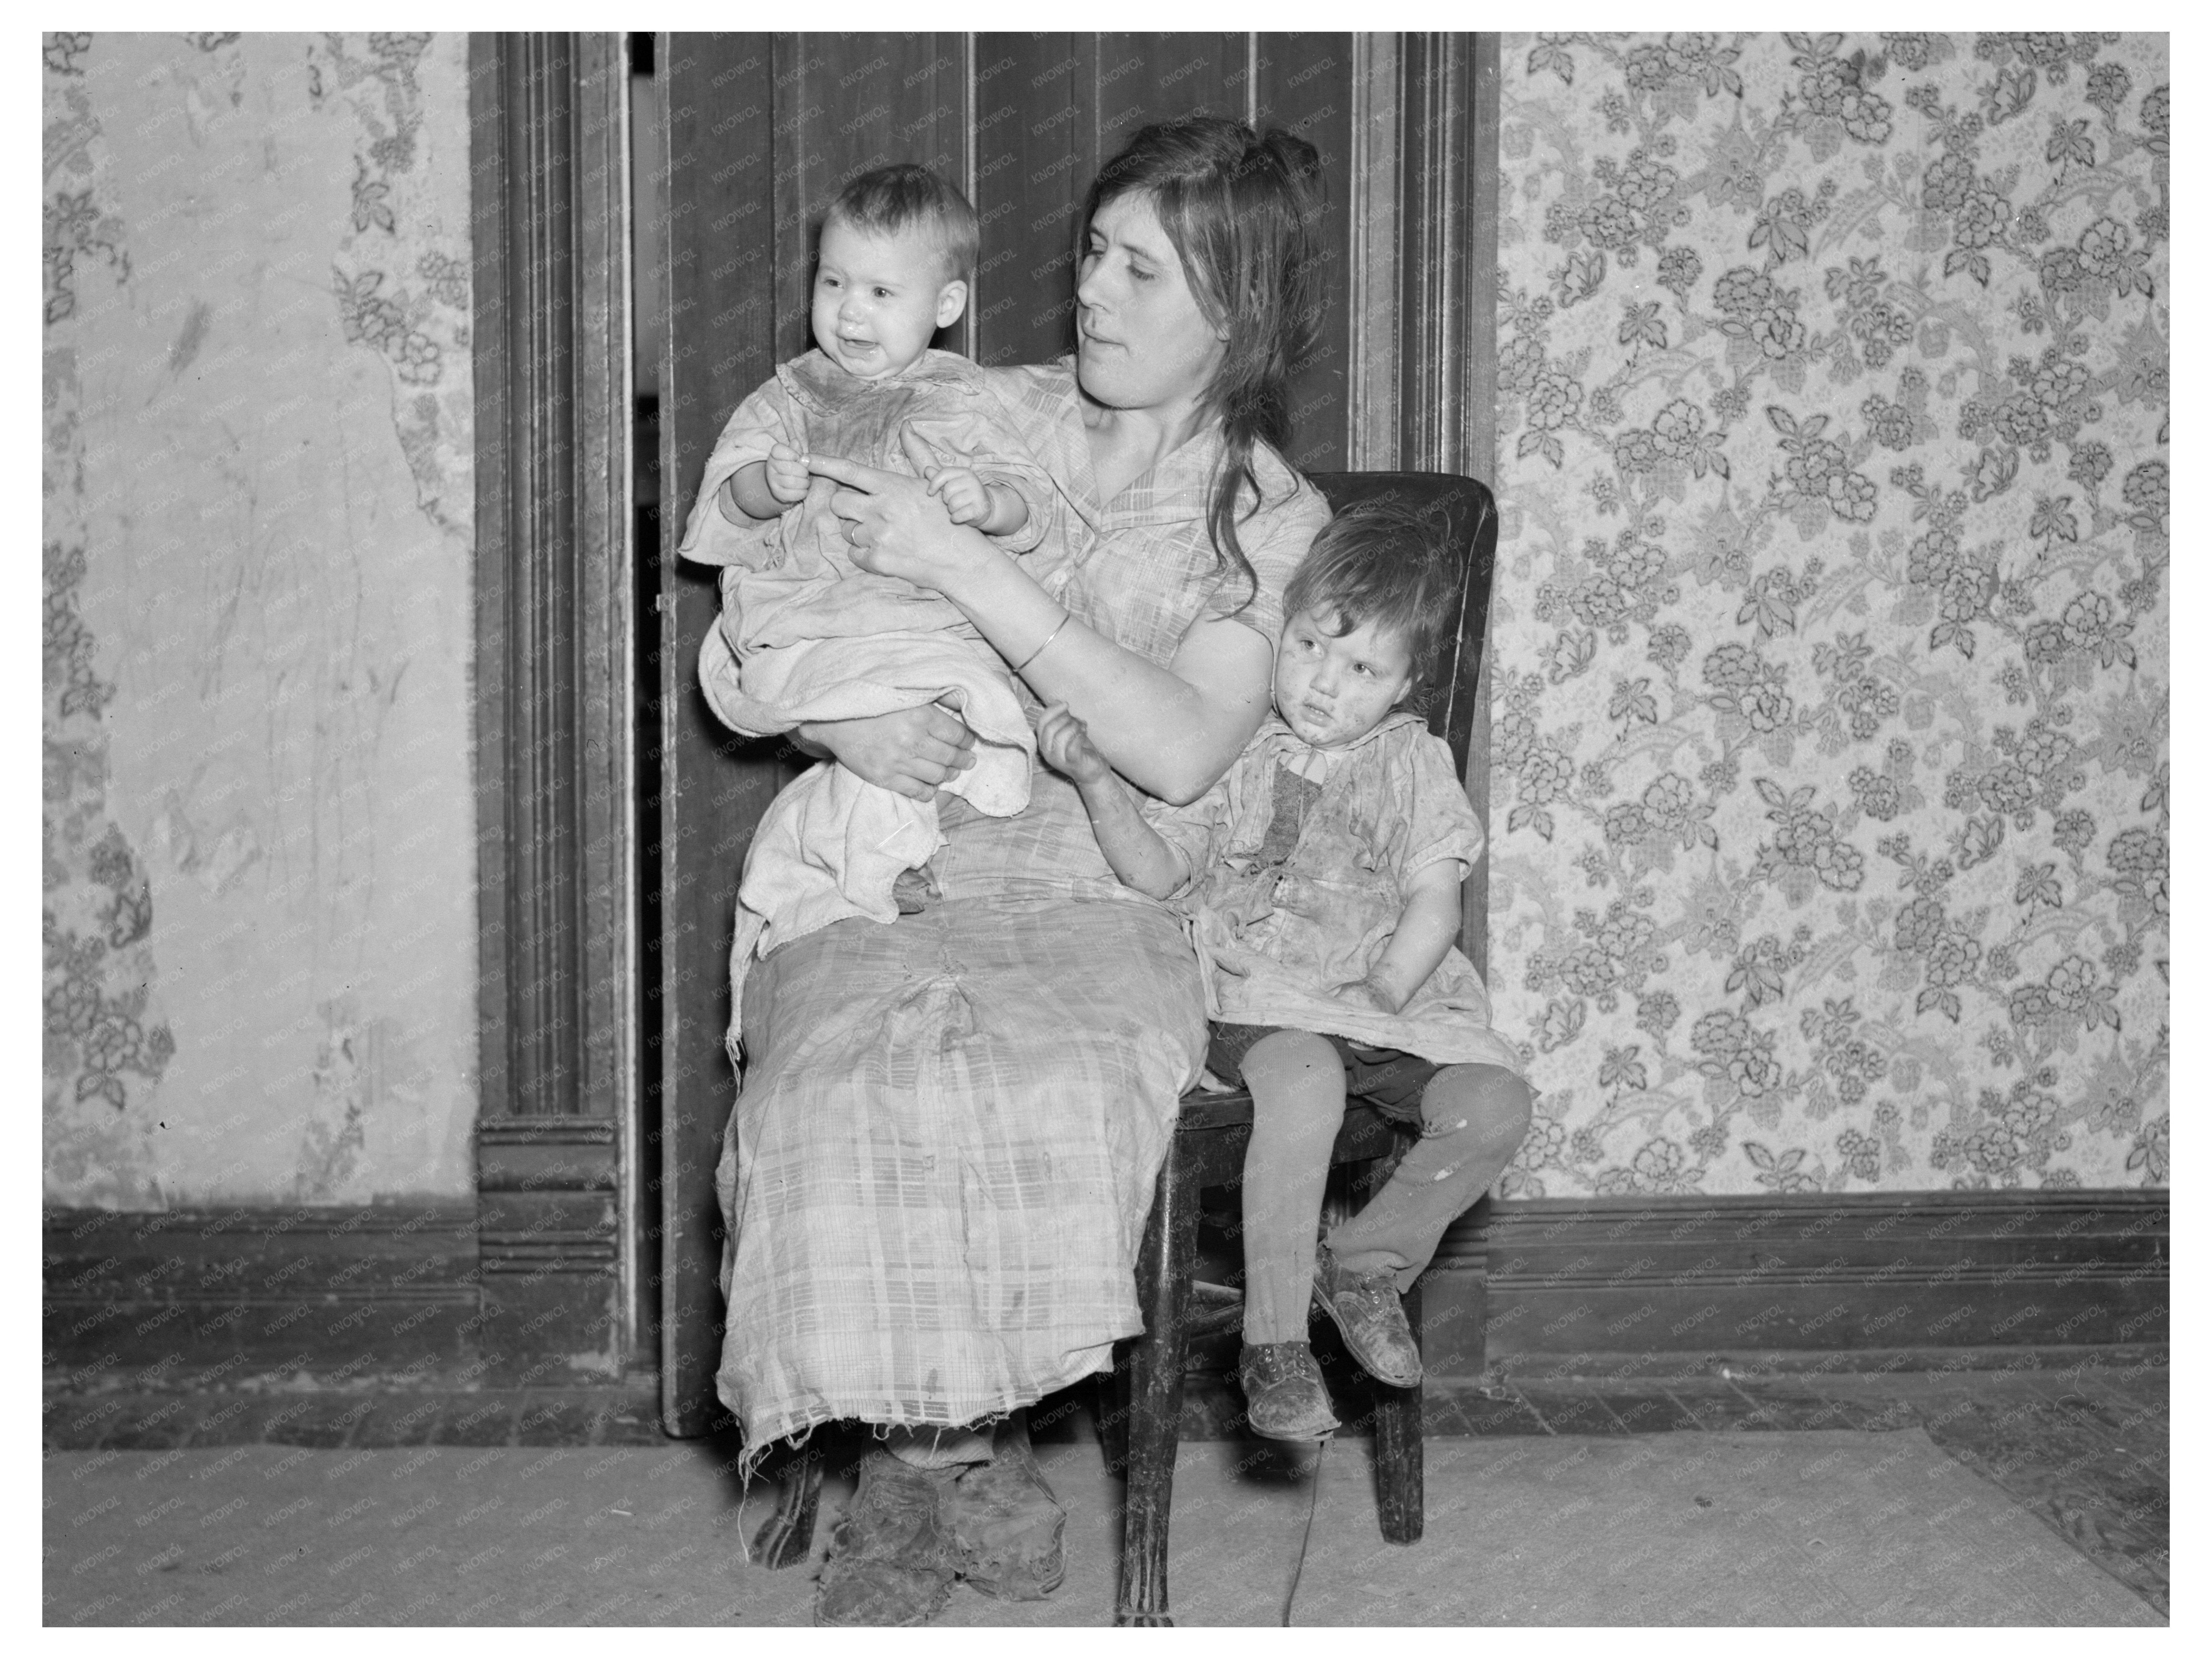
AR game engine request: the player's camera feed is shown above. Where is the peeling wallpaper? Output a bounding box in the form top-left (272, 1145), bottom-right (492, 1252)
top-left (1489, 32), bottom-right (2168, 1196)
top-left (42, 33), bottom-right (478, 1205)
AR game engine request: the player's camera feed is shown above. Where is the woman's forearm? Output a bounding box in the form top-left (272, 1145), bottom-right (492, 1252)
top-left (815, 452), bottom-right (1272, 803)
top-left (940, 546), bottom-right (1270, 803)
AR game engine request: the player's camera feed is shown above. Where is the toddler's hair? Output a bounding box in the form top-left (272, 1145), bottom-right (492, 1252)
top-left (1283, 498), bottom-right (1462, 687)
top-left (824, 163), bottom-right (979, 281)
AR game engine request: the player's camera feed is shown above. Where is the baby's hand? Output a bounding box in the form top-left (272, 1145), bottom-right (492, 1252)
top-left (926, 465), bottom-right (994, 527)
top-left (1036, 702), bottom-right (1112, 786)
top-left (765, 442), bottom-right (811, 505)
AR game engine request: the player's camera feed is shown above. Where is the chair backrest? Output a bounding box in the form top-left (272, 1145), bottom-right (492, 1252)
top-left (1300, 472), bottom-right (1500, 785)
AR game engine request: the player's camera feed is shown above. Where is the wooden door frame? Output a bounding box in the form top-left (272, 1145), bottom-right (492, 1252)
top-left (469, 31), bottom-right (639, 1381)
top-left (1359, 32), bottom-right (1501, 973)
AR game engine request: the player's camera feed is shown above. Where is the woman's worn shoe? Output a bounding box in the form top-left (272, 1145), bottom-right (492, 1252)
top-left (1238, 1341), bottom-right (1340, 1441)
top-left (945, 1432), bottom-right (1067, 1599)
top-left (1311, 1243), bottom-right (1423, 1387)
top-left (813, 1452), bottom-right (957, 1628)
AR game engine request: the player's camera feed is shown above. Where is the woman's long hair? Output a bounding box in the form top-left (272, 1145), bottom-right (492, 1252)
top-left (1081, 116), bottom-right (1326, 606)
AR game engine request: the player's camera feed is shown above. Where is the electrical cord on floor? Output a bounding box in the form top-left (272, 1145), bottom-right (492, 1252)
top-left (1280, 1436), bottom-right (1327, 1626)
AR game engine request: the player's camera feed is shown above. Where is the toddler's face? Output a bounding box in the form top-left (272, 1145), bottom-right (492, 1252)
top-left (811, 218), bottom-right (965, 380)
top-left (1273, 607), bottom-right (1418, 750)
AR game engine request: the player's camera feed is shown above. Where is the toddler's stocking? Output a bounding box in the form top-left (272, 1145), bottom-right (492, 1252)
top-left (1327, 1061), bottom-right (1533, 1291)
top-left (1237, 1029), bottom-right (1348, 1344)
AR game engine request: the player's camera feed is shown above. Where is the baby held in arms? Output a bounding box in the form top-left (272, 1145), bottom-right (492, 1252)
top-left (676, 163), bottom-right (1061, 983)
top-left (1037, 500), bottom-right (1533, 1442)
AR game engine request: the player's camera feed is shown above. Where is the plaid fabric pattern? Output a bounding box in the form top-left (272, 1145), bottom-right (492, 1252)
top-left (989, 361), bottom-right (1320, 657)
top-left (716, 894), bottom-right (1206, 1442)
top-left (712, 365), bottom-right (1330, 1447)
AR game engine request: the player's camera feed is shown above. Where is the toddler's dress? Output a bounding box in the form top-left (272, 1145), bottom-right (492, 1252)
top-left (1149, 709), bottom-right (1524, 1074)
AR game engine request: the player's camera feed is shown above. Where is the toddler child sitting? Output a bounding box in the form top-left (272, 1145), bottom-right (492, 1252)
top-left (1038, 500), bottom-right (1534, 1439)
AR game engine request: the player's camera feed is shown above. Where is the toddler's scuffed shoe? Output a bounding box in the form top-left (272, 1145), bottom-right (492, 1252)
top-left (1238, 1341), bottom-right (1340, 1441)
top-left (1311, 1242), bottom-right (1423, 1387)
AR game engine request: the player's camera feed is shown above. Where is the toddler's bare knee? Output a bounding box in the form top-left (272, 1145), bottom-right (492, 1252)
top-left (1245, 1028), bottom-right (1345, 1082)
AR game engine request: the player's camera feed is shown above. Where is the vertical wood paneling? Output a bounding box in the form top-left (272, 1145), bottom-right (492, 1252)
top-left (471, 31), bottom-right (631, 1382)
top-left (972, 34), bottom-right (1093, 369)
top-left (505, 32), bottom-right (582, 1122)
top-left (1346, 34), bottom-right (1401, 470)
top-left (1095, 32), bottom-right (1245, 133)
top-left (1465, 35), bottom-right (1502, 984)
top-left (574, 45), bottom-right (635, 1091)
top-left (573, 35), bottom-right (636, 1339)
top-left (772, 34), bottom-right (969, 363)
top-left (1398, 33), bottom-right (1477, 476)
top-left (1256, 32), bottom-right (1353, 471)
top-left (469, 34), bottom-right (512, 1140)
top-left (657, 31), bottom-right (780, 1435)
top-left (1394, 33), bottom-right (1488, 989)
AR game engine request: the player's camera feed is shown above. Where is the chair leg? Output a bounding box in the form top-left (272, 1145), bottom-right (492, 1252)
top-left (1372, 1277), bottom-right (1424, 1545)
top-left (1116, 1137), bottom-right (1199, 1628)
top-left (1096, 1355), bottom-right (1131, 1477)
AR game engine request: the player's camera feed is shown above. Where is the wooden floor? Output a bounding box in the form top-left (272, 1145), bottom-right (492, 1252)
top-left (45, 1354), bottom-right (2167, 1620)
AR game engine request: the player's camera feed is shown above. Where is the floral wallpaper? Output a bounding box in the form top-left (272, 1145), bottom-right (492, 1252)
top-left (1489, 32), bottom-right (2168, 1197)
top-left (43, 33), bottom-right (479, 1207)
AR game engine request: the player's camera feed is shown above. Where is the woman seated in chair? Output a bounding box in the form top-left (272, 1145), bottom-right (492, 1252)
top-left (710, 115), bottom-right (1333, 1626)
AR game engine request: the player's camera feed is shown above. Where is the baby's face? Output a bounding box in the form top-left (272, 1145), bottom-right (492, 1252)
top-left (811, 218), bottom-right (965, 380)
top-left (1273, 607), bottom-right (1418, 750)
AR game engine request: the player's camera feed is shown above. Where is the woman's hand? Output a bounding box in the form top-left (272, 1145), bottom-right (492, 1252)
top-left (796, 702), bottom-right (977, 803)
top-left (808, 427), bottom-right (994, 596)
top-left (1035, 702), bottom-right (1113, 787)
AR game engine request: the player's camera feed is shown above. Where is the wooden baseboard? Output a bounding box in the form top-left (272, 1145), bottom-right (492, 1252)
top-left (46, 1182), bottom-right (629, 1389)
top-left (48, 1187), bottom-right (2167, 1391)
top-left (43, 1202), bottom-right (487, 1388)
top-left (475, 1118), bottom-right (623, 1384)
top-left (1423, 1188), bottom-right (2166, 1374)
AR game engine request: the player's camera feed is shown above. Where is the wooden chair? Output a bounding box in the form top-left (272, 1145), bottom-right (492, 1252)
top-left (1100, 470), bottom-right (1500, 1627)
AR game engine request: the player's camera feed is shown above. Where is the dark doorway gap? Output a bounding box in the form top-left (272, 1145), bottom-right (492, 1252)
top-left (630, 27), bottom-right (663, 1368)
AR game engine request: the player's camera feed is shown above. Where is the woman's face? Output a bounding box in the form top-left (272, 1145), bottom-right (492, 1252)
top-left (1075, 192), bottom-right (1227, 415)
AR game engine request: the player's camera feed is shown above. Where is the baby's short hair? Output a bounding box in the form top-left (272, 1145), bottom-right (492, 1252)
top-left (824, 163), bottom-right (979, 282)
top-left (1283, 498), bottom-right (1462, 687)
